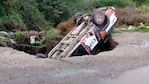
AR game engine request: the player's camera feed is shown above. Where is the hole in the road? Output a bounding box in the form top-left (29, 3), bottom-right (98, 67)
top-left (12, 36), bottom-right (118, 58)
top-left (70, 36), bottom-right (119, 57)
top-left (12, 39), bottom-right (61, 58)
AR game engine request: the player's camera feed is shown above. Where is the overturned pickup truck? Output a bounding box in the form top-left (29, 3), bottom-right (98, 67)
top-left (48, 7), bottom-right (117, 59)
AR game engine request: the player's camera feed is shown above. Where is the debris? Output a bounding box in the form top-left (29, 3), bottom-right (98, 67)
top-left (128, 25), bottom-right (136, 30)
top-left (30, 36), bottom-right (36, 44)
top-left (35, 53), bottom-right (47, 58)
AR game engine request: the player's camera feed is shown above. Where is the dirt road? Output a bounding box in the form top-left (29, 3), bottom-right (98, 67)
top-left (0, 32), bottom-right (149, 84)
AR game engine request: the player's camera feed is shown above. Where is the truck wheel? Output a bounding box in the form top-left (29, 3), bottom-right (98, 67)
top-left (73, 12), bottom-right (83, 25)
top-left (92, 10), bottom-right (108, 28)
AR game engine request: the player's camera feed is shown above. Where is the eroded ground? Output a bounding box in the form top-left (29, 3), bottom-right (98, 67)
top-left (0, 32), bottom-right (149, 84)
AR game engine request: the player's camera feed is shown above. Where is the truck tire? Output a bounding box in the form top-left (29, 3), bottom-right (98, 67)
top-left (92, 10), bottom-right (108, 29)
top-left (73, 12), bottom-right (83, 25)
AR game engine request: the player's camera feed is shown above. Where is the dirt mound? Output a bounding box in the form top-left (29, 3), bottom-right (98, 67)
top-left (57, 18), bottom-right (75, 35)
top-left (115, 7), bottom-right (149, 27)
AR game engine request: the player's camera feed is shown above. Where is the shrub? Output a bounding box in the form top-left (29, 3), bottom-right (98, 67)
top-left (0, 36), bottom-right (9, 47)
top-left (37, 0), bottom-right (70, 26)
top-left (99, 0), bottom-right (135, 7)
top-left (63, 0), bottom-right (136, 16)
top-left (13, 0), bottom-right (50, 31)
top-left (135, 26), bottom-right (149, 32)
top-left (10, 31), bottom-right (25, 43)
top-left (45, 28), bottom-right (62, 41)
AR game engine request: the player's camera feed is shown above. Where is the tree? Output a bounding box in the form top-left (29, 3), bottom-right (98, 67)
top-left (0, 0), bottom-right (6, 16)
top-left (37, 0), bottom-right (70, 26)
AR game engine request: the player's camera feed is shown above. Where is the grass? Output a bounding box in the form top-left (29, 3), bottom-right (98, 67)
top-left (127, 26), bottom-right (149, 32)
top-left (9, 31), bottom-right (25, 43)
top-left (45, 28), bottom-right (62, 41)
top-left (112, 29), bottom-right (122, 33)
top-left (112, 25), bottom-right (149, 33)
top-left (0, 36), bottom-right (9, 47)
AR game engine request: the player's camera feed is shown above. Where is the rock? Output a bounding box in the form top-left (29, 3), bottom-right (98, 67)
top-left (35, 53), bottom-right (47, 58)
top-left (0, 36), bottom-right (9, 47)
top-left (10, 39), bottom-right (16, 44)
top-left (0, 36), bottom-right (14, 47)
top-left (0, 31), bottom-right (9, 37)
top-left (8, 32), bottom-right (14, 36)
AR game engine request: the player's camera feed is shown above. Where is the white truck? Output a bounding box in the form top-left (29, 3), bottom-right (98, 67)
top-left (48, 7), bottom-right (117, 59)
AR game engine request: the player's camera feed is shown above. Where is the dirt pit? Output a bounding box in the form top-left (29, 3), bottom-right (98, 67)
top-left (12, 40), bottom-right (60, 58)
top-left (13, 36), bottom-right (118, 58)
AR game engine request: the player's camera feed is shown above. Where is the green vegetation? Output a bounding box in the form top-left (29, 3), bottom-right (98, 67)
top-left (127, 26), bottom-right (149, 32)
top-left (0, 0), bottom-right (68, 31)
top-left (45, 28), bottom-right (61, 41)
top-left (0, 36), bottom-right (9, 47)
top-left (63, 0), bottom-right (136, 15)
top-left (0, 0), bottom-right (149, 55)
top-left (0, 0), bottom-right (149, 41)
top-left (10, 31), bottom-right (25, 43)
top-left (112, 26), bottom-right (149, 33)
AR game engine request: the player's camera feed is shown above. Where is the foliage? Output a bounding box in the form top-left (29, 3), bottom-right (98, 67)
top-left (0, 0), bottom-right (149, 41)
top-left (0, 36), bottom-right (9, 47)
top-left (35, 40), bottom-right (44, 46)
top-left (13, 0), bottom-right (49, 31)
top-left (127, 26), bottom-right (149, 32)
top-left (0, 0), bottom-right (51, 31)
top-left (10, 31), bottom-right (25, 43)
top-left (0, 0), bottom-right (6, 16)
top-left (37, 0), bottom-right (70, 26)
top-left (112, 25), bottom-right (149, 33)
top-left (63, 0), bottom-right (136, 15)
top-left (99, 0), bottom-right (135, 7)
top-left (134, 0), bottom-right (149, 6)
top-left (45, 28), bottom-right (62, 41)
top-left (0, 0), bottom-right (25, 31)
